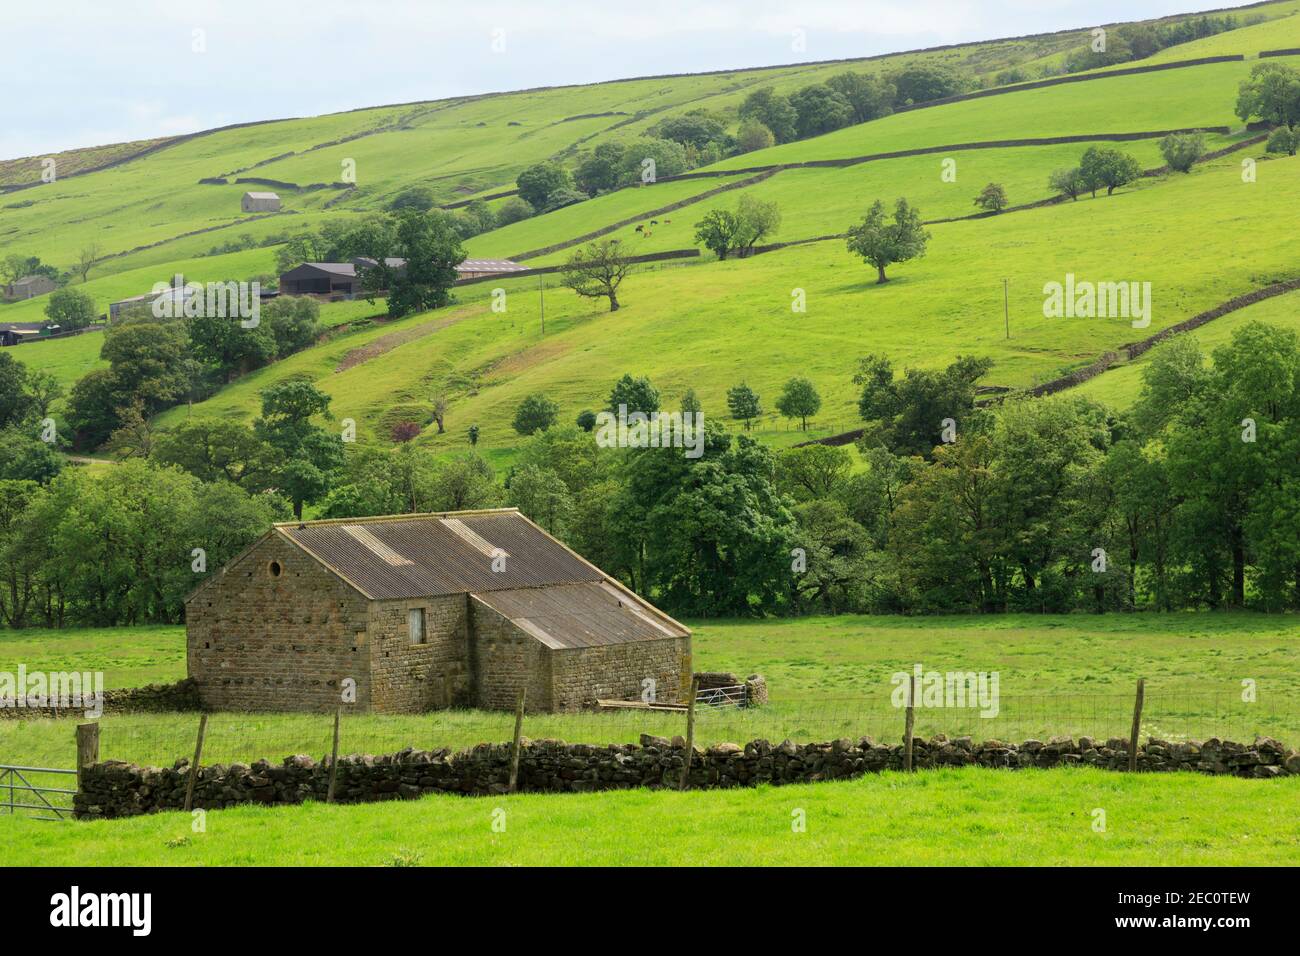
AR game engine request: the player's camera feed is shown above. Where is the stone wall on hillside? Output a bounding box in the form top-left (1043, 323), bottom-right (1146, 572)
top-left (74, 732), bottom-right (1298, 819)
top-left (0, 679), bottom-right (201, 720)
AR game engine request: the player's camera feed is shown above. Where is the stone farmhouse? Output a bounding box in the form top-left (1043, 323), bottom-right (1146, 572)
top-left (186, 509), bottom-right (691, 714)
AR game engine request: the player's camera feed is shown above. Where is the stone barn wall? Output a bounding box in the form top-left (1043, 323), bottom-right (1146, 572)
top-left (369, 595), bottom-right (471, 712)
top-left (550, 636), bottom-right (689, 712)
top-left (468, 598), bottom-right (553, 711)
top-left (186, 533), bottom-right (371, 712)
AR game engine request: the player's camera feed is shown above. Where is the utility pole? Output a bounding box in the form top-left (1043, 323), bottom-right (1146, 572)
top-left (1003, 278), bottom-right (1010, 340)
top-left (539, 273), bottom-right (545, 336)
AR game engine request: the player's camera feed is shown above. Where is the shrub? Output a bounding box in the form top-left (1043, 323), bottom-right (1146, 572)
top-left (513, 393), bottom-right (559, 435)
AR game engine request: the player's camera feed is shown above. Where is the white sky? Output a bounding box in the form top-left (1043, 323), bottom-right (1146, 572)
top-left (0, 0), bottom-right (1257, 159)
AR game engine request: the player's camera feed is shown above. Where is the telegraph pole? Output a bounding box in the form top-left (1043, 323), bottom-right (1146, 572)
top-left (539, 273), bottom-right (545, 336)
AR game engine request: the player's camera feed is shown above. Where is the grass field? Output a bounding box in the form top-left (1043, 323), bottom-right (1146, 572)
top-left (3, 767), bottom-right (1297, 866)
top-left (2, 612), bottom-right (1295, 777)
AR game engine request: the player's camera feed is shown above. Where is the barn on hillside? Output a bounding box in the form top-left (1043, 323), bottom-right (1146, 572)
top-left (241, 191), bottom-right (281, 212)
top-left (185, 509), bottom-right (691, 714)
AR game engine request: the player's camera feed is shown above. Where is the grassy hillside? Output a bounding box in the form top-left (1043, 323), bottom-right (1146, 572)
top-left (6, 4), bottom-right (1300, 458)
top-left (150, 141), bottom-right (1299, 450)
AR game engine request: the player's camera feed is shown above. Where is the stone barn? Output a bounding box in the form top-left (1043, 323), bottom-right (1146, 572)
top-left (186, 509), bottom-right (691, 714)
top-left (241, 191), bottom-right (281, 212)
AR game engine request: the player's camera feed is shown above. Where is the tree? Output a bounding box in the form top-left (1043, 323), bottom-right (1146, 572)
top-left (1235, 62), bottom-right (1300, 128)
top-left (152, 418), bottom-right (276, 489)
top-left (693, 209), bottom-right (742, 259)
top-left (0, 429), bottom-right (62, 483)
top-left (789, 84), bottom-right (854, 139)
top-left (738, 88), bottom-right (798, 144)
top-left (454, 199), bottom-right (496, 239)
top-left (513, 393), bottom-right (559, 435)
top-left (429, 394), bottom-right (448, 434)
top-left (1079, 146), bottom-right (1142, 196)
top-left (575, 410), bottom-right (597, 432)
top-left (777, 443), bottom-right (851, 500)
top-left (378, 210), bottom-right (464, 318)
top-left (575, 142), bottom-right (628, 195)
top-left (561, 239), bottom-right (630, 312)
top-left (253, 380), bottom-right (345, 519)
top-left (609, 427), bottom-right (796, 615)
top-left (650, 113), bottom-right (727, 150)
top-left (775, 376), bottom-right (821, 430)
top-left (1158, 131), bottom-right (1206, 173)
top-left (727, 382), bottom-right (762, 430)
top-left (887, 65), bottom-right (966, 106)
top-left (825, 71), bottom-right (896, 123)
top-left (24, 370), bottom-right (61, 420)
top-left (0, 353), bottom-right (31, 430)
top-left (845, 198), bottom-right (930, 284)
top-left (468, 424), bottom-right (480, 446)
top-left (187, 311), bottom-right (277, 382)
top-left (618, 138), bottom-right (688, 184)
top-left (43, 288), bottom-right (96, 330)
top-left (1266, 126), bottom-right (1299, 156)
top-left (389, 186), bottom-right (435, 212)
top-left (74, 243), bottom-right (103, 283)
top-left (855, 353), bottom-right (993, 458)
top-left (735, 120), bottom-right (775, 154)
top-left (734, 196), bottom-right (781, 255)
top-left (974, 182), bottom-right (1009, 213)
top-left (495, 197), bottom-right (534, 225)
top-left (262, 295), bottom-right (322, 356)
top-left (507, 464), bottom-right (573, 535)
top-left (515, 161), bottom-right (572, 210)
top-left (1048, 166), bottom-right (1087, 201)
top-left (607, 374), bottom-right (660, 416)
top-left (680, 389), bottom-right (702, 415)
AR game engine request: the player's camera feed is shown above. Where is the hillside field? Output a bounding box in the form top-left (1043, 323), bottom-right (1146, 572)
top-left (6, 5), bottom-right (1300, 452)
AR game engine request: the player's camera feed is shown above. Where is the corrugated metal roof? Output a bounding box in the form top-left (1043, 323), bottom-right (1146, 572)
top-left (456, 258), bottom-right (527, 273)
top-left (277, 510), bottom-right (602, 600)
top-left (471, 581), bottom-right (688, 649)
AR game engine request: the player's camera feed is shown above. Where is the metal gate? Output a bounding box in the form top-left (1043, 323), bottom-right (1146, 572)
top-left (0, 765), bottom-right (76, 821)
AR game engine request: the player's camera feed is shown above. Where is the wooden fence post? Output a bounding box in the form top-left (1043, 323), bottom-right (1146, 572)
top-left (183, 714), bottom-right (208, 813)
top-left (509, 688), bottom-right (527, 793)
top-left (679, 675), bottom-right (700, 790)
top-left (326, 707), bottom-right (341, 804)
top-left (904, 674), bottom-right (916, 773)
top-left (75, 723), bottom-right (99, 788)
top-left (1128, 678), bottom-right (1145, 773)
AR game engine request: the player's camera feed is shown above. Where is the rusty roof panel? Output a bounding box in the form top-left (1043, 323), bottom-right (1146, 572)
top-left (471, 582), bottom-right (688, 649)
top-left (279, 511), bottom-right (601, 600)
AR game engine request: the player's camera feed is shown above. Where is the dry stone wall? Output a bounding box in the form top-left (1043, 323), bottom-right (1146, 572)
top-left (74, 733), bottom-right (1298, 819)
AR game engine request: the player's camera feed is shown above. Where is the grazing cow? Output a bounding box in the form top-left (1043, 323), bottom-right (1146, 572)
top-left (634, 224), bottom-right (644, 233)
top-left (650, 220), bottom-right (659, 225)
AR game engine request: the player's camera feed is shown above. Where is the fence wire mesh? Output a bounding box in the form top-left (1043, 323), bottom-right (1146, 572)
top-left (1, 684), bottom-right (1293, 773)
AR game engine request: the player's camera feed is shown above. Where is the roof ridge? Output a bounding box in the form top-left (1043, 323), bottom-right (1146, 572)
top-left (273, 507), bottom-right (519, 529)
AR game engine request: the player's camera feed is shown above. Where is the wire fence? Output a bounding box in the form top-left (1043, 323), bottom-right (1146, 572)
top-left (2, 685), bottom-right (1294, 776)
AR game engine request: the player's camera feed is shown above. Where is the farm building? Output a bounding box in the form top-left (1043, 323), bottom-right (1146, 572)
top-left (456, 258), bottom-right (527, 280)
top-left (0, 322), bottom-right (59, 346)
top-left (241, 191), bottom-right (281, 212)
top-left (277, 262), bottom-right (363, 297)
top-left (2, 275), bottom-right (57, 301)
top-left (185, 509), bottom-right (691, 714)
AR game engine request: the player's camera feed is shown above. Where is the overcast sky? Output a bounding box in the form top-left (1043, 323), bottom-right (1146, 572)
top-left (1, 0), bottom-right (1257, 159)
